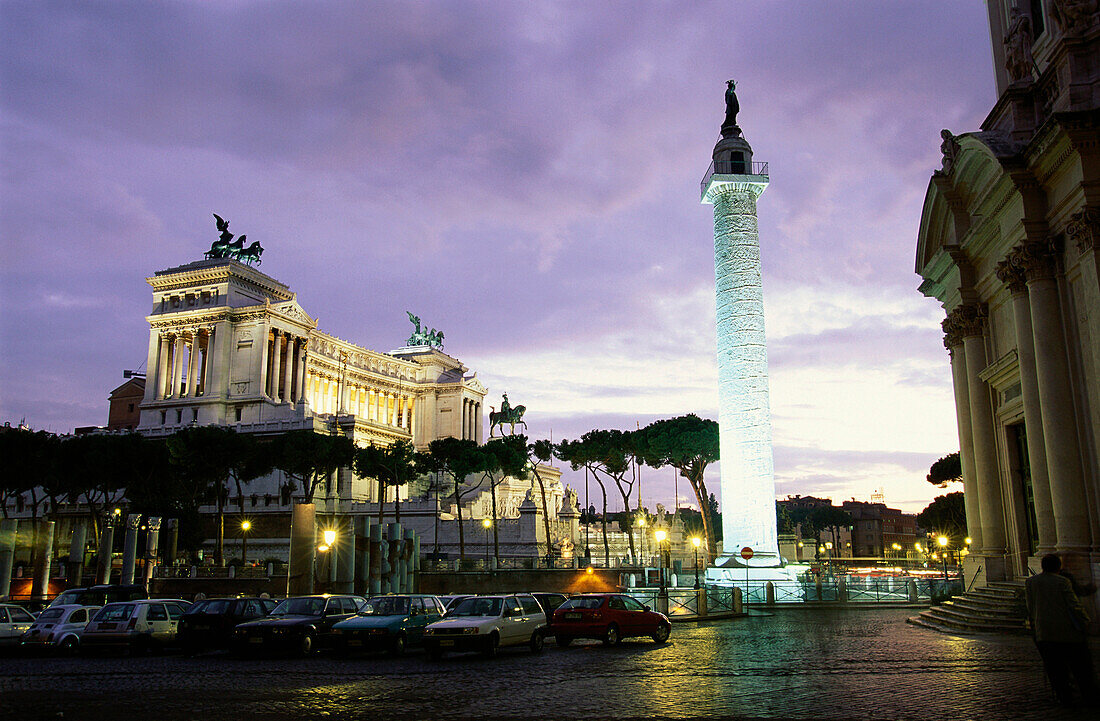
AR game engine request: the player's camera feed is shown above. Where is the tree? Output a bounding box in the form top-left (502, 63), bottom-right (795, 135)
top-left (633, 415), bottom-right (720, 562)
top-left (809, 505), bottom-right (853, 553)
top-left (419, 437), bottom-right (487, 561)
top-left (528, 439), bottom-right (557, 561)
top-left (481, 435), bottom-right (529, 563)
top-left (354, 439), bottom-right (419, 526)
top-left (917, 492), bottom-right (967, 537)
top-left (927, 452), bottom-right (962, 487)
top-left (126, 438), bottom-right (209, 560)
top-left (270, 430), bottom-right (356, 505)
top-left (555, 437), bottom-right (613, 566)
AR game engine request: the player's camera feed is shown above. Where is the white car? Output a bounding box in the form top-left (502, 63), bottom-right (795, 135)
top-left (423, 594), bottom-right (546, 658)
top-left (21, 604), bottom-right (100, 653)
top-left (80, 599), bottom-right (191, 654)
top-left (0, 604), bottom-right (36, 646)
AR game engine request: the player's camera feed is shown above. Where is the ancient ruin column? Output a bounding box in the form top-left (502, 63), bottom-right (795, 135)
top-left (943, 331), bottom-right (983, 552)
top-left (143, 517), bottom-right (161, 588)
top-left (31, 520), bottom-right (55, 601)
top-left (1016, 242), bottom-right (1092, 552)
top-left (120, 513), bottom-right (141, 586)
top-left (67, 521), bottom-right (87, 586)
top-left (334, 518), bottom-right (355, 594)
top-left (287, 503), bottom-right (316, 596)
top-left (94, 515), bottom-right (116, 585)
top-left (0, 520), bottom-right (17, 601)
top-left (270, 330), bottom-right (283, 402)
top-left (996, 260), bottom-right (1057, 553)
top-left (955, 304), bottom-right (1007, 561)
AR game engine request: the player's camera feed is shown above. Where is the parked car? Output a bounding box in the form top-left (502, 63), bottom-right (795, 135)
top-left (177, 597), bottom-right (278, 652)
top-left (20, 604), bottom-right (100, 654)
top-left (530, 592), bottom-right (568, 635)
top-left (0, 603), bottom-right (37, 646)
top-left (332, 594), bottom-right (446, 656)
top-left (49, 585), bottom-right (147, 608)
top-left (231, 594), bottom-right (366, 656)
top-left (551, 593), bottom-right (670, 647)
top-left (80, 599), bottom-right (191, 654)
top-left (423, 594), bottom-right (546, 659)
top-left (439, 595), bottom-right (474, 615)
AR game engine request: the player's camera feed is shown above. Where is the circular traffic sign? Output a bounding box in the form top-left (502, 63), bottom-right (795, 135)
top-left (740, 546), bottom-right (754, 560)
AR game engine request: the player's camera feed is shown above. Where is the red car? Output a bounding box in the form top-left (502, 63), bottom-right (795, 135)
top-left (551, 593), bottom-right (671, 647)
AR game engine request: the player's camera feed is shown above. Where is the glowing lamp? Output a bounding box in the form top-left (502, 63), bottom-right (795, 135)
top-left (482, 518), bottom-right (492, 529)
top-left (585, 566), bottom-right (594, 575)
top-left (937, 535), bottom-right (948, 548)
top-left (317, 544), bottom-right (329, 553)
top-left (692, 537), bottom-right (702, 548)
top-left (323, 529), bottom-right (337, 546)
top-left (654, 529), bottom-right (668, 543)
top-left (241, 520), bottom-right (251, 532)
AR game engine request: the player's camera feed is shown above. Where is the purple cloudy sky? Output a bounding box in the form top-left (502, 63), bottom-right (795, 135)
top-left (1, 1), bottom-right (994, 514)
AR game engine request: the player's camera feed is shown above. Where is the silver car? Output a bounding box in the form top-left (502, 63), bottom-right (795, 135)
top-left (0, 604), bottom-right (36, 646)
top-left (80, 599), bottom-right (191, 654)
top-left (21, 604), bottom-right (100, 653)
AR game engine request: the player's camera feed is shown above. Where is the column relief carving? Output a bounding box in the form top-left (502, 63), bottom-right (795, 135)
top-left (942, 303), bottom-right (987, 340)
top-left (1065, 207), bottom-right (1100, 254)
top-left (995, 258), bottom-right (1029, 295)
top-left (1007, 239), bottom-right (1060, 282)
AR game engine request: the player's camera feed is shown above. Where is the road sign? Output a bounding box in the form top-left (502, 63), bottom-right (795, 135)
top-left (740, 546), bottom-right (754, 560)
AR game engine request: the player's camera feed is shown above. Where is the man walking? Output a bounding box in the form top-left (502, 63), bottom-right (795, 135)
top-left (1025, 554), bottom-right (1097, 707)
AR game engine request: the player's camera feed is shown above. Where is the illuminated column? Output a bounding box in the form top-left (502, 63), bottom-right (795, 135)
top-left (942, 329), bottom-right (984, 552)
top-left (171, 334), bottom-right (186, 398)
top-left (156, 333), bottom-right (171, 400)
top-left (283, 335), bottom-right (294, 404)
top-left (296, 349), bottom-right (308, 403)
top-left (258, 327), bottom-right (270, 399)
top-left (701, 128), bottom-right (778, 565)
top-left (995, 260), bottom-right (1056, 553)
top-left (474, 402), bottom-right (481, 443)
top-left (270, 330), bottom-right (283, 403)
top-left (186, 331), bottom-right (200, 396)
top-left (1014, 242), bottom-right (1091, 552)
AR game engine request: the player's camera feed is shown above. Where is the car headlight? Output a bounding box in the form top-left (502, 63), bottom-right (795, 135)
top-left (462, 627), bottom-right (479, 635)
top-left (424, 628), bottom-right (434, 636)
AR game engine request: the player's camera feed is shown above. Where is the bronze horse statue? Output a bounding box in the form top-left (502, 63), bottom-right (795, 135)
top-left (489, 404), bottom-right (527, 436)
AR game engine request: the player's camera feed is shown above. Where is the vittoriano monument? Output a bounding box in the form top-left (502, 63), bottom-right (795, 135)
top-left (700, 82), bottom-right (790, 582)
top-left (205, 214), bottom-right (264, 265)
top-left (405, 311), bottom-right (444, 348)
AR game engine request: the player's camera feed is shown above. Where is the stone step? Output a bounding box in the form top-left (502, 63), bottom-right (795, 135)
top-left (926, 604), bottom-right (1027, 627)
top-left (942, 599), bottom-right (1024, 618)
top-left (916, 607), bottom-right (1028, 634)
top-left (907, 613), bottom-right (1029, 636)
top-left (967, 587), bottom-right (1024, 604)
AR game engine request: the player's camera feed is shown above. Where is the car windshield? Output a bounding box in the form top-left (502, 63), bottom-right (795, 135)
top-left (560, 597), bottom-right (603, 610)
top-left (188, 600), bottom-right (233, 614)
top-left (95, 604), bottom-right (135, 622)
top-left (36, 608), bottom-right (65, 622)
top-left (361, 597), bottom-right (410, 616)
top-left (270, 598), bottom-right (325, 616)
top-left (449, 597), bottom-right (502, 617)
top-left (51, 591), bottom-right (86, 607)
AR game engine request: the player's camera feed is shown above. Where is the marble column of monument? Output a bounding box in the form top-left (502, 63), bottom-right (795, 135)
top-left (701, 83), bottom-right (793, 583)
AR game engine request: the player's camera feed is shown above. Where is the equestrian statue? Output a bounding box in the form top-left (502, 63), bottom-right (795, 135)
top-left (489, 392), bottom-right (527, 437)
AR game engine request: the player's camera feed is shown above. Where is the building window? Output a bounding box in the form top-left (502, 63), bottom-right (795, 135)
top-left (1030, 0), bottom-right (1045, 38)
top-left (235, 407), bottom-right (243, 422)
top-left (127, 403), bottom-right (134, 413)
top-left (250, 494), bottom-right (259, 508)
top-left (192, 408), bottom-right (198, 422)
top-left (160, 410), bottom-right (167, 425)
top-left (176, 409), bottom-right (182, 424)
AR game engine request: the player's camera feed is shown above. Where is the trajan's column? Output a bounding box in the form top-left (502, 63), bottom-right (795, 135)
top-left (701, 81), bottom-right (786, 579)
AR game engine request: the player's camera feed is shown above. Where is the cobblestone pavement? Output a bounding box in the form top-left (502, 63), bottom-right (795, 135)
top-left (2, 607), bottom-right (1097, 721)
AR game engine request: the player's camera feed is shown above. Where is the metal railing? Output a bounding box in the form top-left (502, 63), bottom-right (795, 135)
top-left (700, 159), bottom-right (769, 194)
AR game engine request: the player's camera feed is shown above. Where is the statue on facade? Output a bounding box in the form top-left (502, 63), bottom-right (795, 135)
top-left (1051, 0), bottom-right (1096, 35)
top-left (405, 311), bottom-right (444, 348)
top-left (937, 129), bottom-right (960, 175)
top-left (1004, 8), bottom-right (1035, 83)
top-left (489, 392), bottom-right (528, 436)
top-left (721, 79), bottom-right (740, 136)
top-left (205, 214), bottom-right (264, 266)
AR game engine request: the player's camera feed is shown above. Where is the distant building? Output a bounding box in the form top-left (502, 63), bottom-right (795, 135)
top-left (108, 376), bottom-right (145, 431)
top-left (914, 1), bottom-right (1099, 612)
top-left (841, 501), bottom-right (919, 559)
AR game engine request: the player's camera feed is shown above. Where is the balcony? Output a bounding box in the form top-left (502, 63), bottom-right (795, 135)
top-left (701, 160), bottom-right (769, 196)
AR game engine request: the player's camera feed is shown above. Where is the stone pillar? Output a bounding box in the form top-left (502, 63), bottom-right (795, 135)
top-left (335, 518), bottom-right (355, 594)
top-left (208, 321), bottom-right (232, 401)
top-left (354, 516), bottom-right (371, 595)
top-left (258, 327), bottom-right (270, 399)
top-left (0, 520), bottom-right (17, 601)
top-left (950, 304), bottom-right (1007, 569)
top-left (31, 520), bottom-right (55, 601)
top-left (944, 333), bottom-right (984, 552)
top-left (1014, 242), bottom-right (1092, 552)
top-left (296, 350), bottom-right (308, 404)
top-left (407, 530), bottom-right (419, 594)
top-left (170, 335), bottom-right (185, 397)
top-left (287, 503), bottom-right (316, 596)
top-left (143, 517), bottom-right (161, 588)
top-left (996, 261), bottom-right (1057, 554)
top-left (270, 330), bottom-right (283, 402)
top-left (186, 332), bottom-right (200, 397)
top-left (144, 332), bottom-right (165, 403)
top-left (120, 513), bottom-right (141, 586)
top-left (284, 338), bottom-right (296, 403)
top-left (163, 518), bottom-right (178, 567)
top-left (94, 515), bottom-right (116, 585)
top-left (369, 523), bottom-right (383, 595)
top-left (67, 521), bottom-right (87, 586)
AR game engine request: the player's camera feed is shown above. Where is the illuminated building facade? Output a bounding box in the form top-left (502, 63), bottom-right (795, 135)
top-left (915, 1), bottom-right (1099, 613)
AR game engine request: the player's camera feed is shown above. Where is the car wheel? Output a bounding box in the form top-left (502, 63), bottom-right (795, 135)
top-left (59, 636), bottom-right (79, 656)
top-left (652, 623), bottom-right (670, 644)
top-left (482, 632), bottom-right (500, 658)
top-left (390, 634), bottom-right (406, 657)
top-left (529, 631), bottom-right (544, 653)
top-left (555, 635), bottom-right (573, 648)
top-left (603, 624), bottom-right (620, 646)
top-left (299, 633), bottom-right (315, 656)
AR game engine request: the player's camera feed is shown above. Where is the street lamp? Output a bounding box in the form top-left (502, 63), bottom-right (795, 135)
top-left (691, 536), bottom-right (702, 589)
top-left (654, 529), bottom-right (668, 595)
top-left (482, 518), bottom-right (492, 567)
top-left (240, 520), bottom-right (252, 565)
top-left (937, 535), bottom-right (949, 580)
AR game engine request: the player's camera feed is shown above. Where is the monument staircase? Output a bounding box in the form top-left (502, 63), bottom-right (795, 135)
top-left (907, 581), bottom-right (1029, 635)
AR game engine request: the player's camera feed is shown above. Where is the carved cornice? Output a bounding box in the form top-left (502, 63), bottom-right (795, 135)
top-left (1066, 207), bottom-right (1100, 253)
top-left (943, 303), bottom-right (988, 342)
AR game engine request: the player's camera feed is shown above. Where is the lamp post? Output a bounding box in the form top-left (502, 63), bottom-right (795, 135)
top-left (937, 535), bottom-right (949, 581)
top-left (482, 518), bottom-right (492, 567)
top-left (240, 520), bottom-right (251, 565)
top-left (654, 529), bottom-right (669, 613)
top-left (691, 536), bottom-right (702, 589)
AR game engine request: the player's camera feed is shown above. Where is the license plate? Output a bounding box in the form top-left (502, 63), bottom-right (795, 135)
top-left (249, 637), bottom-right (264, 644)
top-left (564, 612), bottom-right (582, 620)
top-left (439, 640), bottom-right (455, 647)
top-left (347, 640), bottom-right (362, 646)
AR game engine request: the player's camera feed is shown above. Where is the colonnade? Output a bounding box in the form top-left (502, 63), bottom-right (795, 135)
top-left (305, 375), bottom-right (414, 432)
top-left (461, 397), bottom-right (481, 441)
top-left (944, 236), bottom-right (1093, 572)
top-left (260, 328), bottom-right (308, 403)
top-left (152, 327), bottom-right (214, 400)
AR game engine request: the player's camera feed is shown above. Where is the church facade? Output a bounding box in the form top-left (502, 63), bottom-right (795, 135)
top-left (915, 1), bottom-right (1099, 609)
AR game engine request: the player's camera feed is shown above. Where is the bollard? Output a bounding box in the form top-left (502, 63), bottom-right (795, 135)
top-left (32, 520), bottom-right (56, 600)
top-left (266, 562), bottom-right (274, 577)
top-left (287, 503), bottom-right (317, 596)
top-left (0, 520), bottom-right (18, 601)
top-left (369, 523), bottom-right (383, 596)
top-left (626, 573), bottom-right (636, 588)
top-left (765, 581), bottom-right (776, 605)
top-left (907, 578), bottom-right (918, 603)
top-left (228, 565), bottom-right (236, 579)
top-left (94, 515), bottom-right (116, 585)
top-left (838, 575), bottom-right (848, 602)
top-left (120, 514), bottom-right (141, 585)
top-left (733, 586), bottom-right (743, 614)
top-left (190, 565), bottom-right (198, 579)
top-left (696, 587), bottom-right (708, 617)
top-left (815, 577), bottom-right (823, 602)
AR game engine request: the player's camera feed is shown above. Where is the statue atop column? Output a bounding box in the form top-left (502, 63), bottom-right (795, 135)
top-left (721, 79), bottom-right (741, 137)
